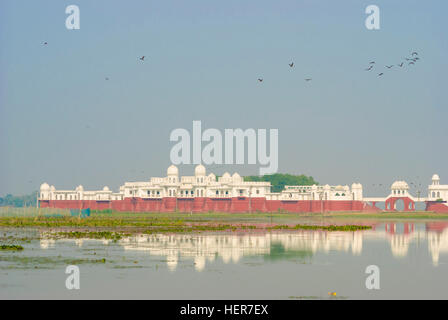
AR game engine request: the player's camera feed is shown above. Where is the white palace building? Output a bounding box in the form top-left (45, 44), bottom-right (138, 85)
top-left (39, 165), bottom-right (448, 213)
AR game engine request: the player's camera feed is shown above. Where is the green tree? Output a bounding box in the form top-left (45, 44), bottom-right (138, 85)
top-left (244, 173), bottom-right (318, 193)
top-left (0, 191), bottom-right (38, 207)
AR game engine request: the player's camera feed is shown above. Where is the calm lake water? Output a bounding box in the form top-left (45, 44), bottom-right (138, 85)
top-left (1, 220), bottom-right (448, 299)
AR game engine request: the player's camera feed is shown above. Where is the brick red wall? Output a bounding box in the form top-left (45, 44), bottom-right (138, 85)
top-left (40, 198), bottom-right (370, 213)
top-left (425, 202), bottom-right (448, 213)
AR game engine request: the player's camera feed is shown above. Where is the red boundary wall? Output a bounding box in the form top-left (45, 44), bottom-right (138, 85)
top-left (425, 201), bottom-right (448, 213)
top-left (40, 198), bottom-right (370, 213)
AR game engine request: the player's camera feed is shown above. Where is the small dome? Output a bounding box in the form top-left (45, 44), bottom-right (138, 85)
top-left (50, 185), bottom-right (56, 191)
top-left (432, 174), bottom-right (440, 181)
top-left (335, 185), bottom-right (344, 191)
top-left (195, 164), bottom-right (206, 176)
top-left (167, 165), bottom-right (179, 176)
top-left (232, 172), bottom-right (241, 180)
top-left (391, 181), bottom-right (409, 189)
top-left (77, 185), bottom-right (84, 191)
top-left (40, 183), bottom-right (50, 191)
top-left (222, 172), bottom-right (231, 179)
top-left (103, 186), bottom-right (110, 191)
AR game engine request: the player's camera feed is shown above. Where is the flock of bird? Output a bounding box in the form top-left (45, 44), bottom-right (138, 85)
top-left (256, 51), bottom-right (421, 83)
top-left (365, 51), bottom-right (420, 77)
top-left (257, 61), bottom-right (312, 83)
top-left (42, 40), bottom-right (420, 83)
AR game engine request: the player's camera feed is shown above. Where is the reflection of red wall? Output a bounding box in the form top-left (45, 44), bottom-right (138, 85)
top-left (383, 223), bottom-right (415, 235)
top-left (40, 198), bottom-right (368, 213)
top-left (426, 221), bottom-right (448, 233)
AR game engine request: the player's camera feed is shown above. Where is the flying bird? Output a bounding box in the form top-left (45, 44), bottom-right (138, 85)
top-left (412, 52), bottom-right (418, 56)
top-left (409, 62), bottom-right (415, 65)
top-left (105, 77), bottom-right (109, 81)
top-left (289, 62), bottom-right (294, 68)
top-left (398, 63), bottom-right (404, 67)
top-left (305, 78), bottom-right (312, 81)
top-left (42, 42), bottom-right (48, 46)
top-left (378, 73), bottom-right (384, 76)
top-left (386, 65), bottom-right (393, 69)
top-left (365, 66), bottom-right (373, 71)
top-left (139, 56), bottom-right (145, 61)
top-left (369, 61), bottom-right (375, 64)
top-left (257, 78), bottom-right (263, 82)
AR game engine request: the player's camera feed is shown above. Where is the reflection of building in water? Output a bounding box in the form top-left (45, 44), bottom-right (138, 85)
top-left (39, 239), bottom-right (55, 249)
top-left (376, 222), bottom-right (448, 265)
top-left (38, 222), bottom-right (448, 269)
top-left (427, 229), bottom-right (448, 266)
top-left (121, 231), bottom-right (364, 271)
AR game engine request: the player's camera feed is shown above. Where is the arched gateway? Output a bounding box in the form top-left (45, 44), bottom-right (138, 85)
top-left (385, 181), bottom-right (415, 211)
top-left (385, 197), bottom-right (415, 211)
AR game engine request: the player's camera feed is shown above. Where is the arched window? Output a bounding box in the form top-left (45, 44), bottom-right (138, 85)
top-left (437, 192), bottom-right (440, 198)
top-left (432, 192), bottom-right (436, 198)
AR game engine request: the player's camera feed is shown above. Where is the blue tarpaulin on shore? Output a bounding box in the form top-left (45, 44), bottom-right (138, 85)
top-left (70, 208), bottom-right (91, 217)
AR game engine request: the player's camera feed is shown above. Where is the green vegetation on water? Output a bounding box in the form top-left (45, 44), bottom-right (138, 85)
top-left (54, 231), bottom-right (125, 241)
top-left (268, 224), bottom-right (371, 231)
top-left (0, 244), bottom-right (24, 251)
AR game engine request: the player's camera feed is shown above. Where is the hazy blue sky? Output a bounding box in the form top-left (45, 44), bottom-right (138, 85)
top-left (1, 0), bottom-right (447, 196)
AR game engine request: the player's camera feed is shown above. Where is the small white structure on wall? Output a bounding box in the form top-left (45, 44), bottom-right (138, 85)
top-left (428, 174), bottom-right (448, 201)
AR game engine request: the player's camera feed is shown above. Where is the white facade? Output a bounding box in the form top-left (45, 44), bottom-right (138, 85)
top-left (428, 174), bottom-right (448, 201)
top-left (39, 164), bottom-right (364, 201)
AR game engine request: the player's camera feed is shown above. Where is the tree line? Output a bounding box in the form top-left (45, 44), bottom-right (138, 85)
top-left (244, 173), bottom-right (318, 193)
top-left (0, 192), bottom-right (38, 207)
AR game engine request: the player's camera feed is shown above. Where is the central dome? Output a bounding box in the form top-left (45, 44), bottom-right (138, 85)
top-left (195, 164), bottom-right (206, 176)
top-left (391, 181), bottom-right (409, 189)
top-left (40, 183), bottom-right (50, 191)
top-left (167, 165), bottom-right (179, 176)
